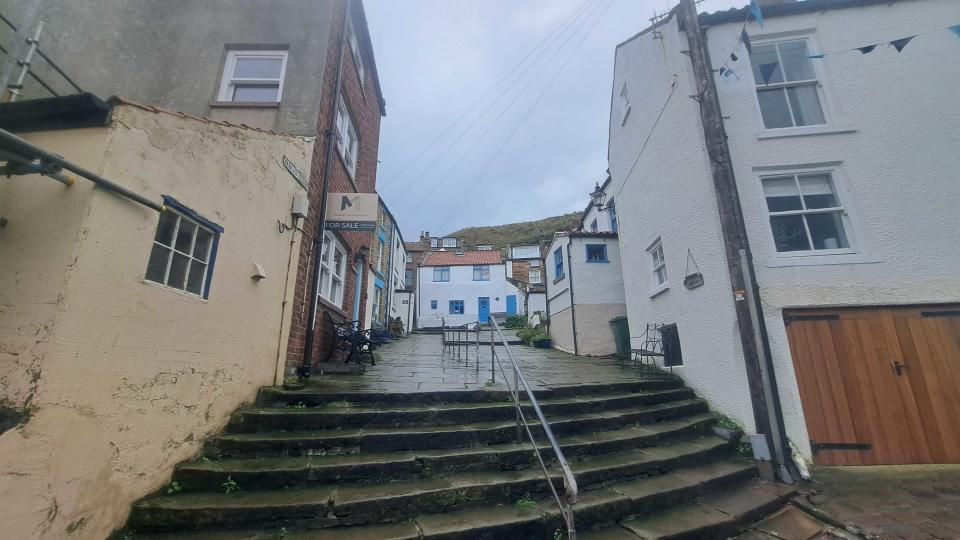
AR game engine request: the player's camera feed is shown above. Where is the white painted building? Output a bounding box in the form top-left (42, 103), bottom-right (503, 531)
top-left (416, 250), bottom-right (520, 328)
top-left (545, 230), bottom-right (626, 355)
top-left (608, 0), bottom-right (960, 465)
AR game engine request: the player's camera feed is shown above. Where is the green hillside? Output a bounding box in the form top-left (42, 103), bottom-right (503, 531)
top-left (447, 212), bottom-right (581, 250)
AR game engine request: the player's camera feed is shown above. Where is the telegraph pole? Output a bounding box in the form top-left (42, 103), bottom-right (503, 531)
top-left (677, 0), bottom-right (792, 483)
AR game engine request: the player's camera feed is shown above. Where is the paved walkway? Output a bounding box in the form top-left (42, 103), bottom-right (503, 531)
top-left (794, 465), bottom-right (960, 539)
top-left (309, 331), bottom-right (651, 393)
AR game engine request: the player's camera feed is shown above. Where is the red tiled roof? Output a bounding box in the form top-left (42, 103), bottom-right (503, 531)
top-left (420, 250), bottom-right (502, 267)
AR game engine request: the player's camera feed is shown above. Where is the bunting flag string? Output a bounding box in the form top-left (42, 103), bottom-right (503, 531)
top-left (714, 21), bottom-right (960, 81)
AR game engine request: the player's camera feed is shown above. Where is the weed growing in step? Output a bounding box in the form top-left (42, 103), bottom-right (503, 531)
top-left (553, 528), bottom-right (567, 540)
top-left (324, 401), bottom-right (353, 409)
top-left (166, 481), bottom-right (183, 495)
top-left (198, 456), bottom-right (212, 463)
top-left (514, 492), bottom-right (536, 509)
top-left (484, 380), bottom-right (495, 388)
top-left (222, 476), bottom-right (240, 494)
top-left (288, 402), bottom-right (307, 409)
top-left (736, 441), bottom-right (753, 458)
top-left (279, 527), bottom-right (287, 538)
top-left (713, 412), bottom-right (741, 430)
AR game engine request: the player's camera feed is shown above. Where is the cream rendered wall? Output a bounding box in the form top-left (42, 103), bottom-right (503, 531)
top-left (705, 0), bottom-right (960, 459)
top-left (0, 105), bottom-right (312, 539)
top-left (550, 310), bottom-right (576, 354)
top-left (608, 15), bottom-right (759, 437)
top-left (568, 236), bottom-right (626, 356)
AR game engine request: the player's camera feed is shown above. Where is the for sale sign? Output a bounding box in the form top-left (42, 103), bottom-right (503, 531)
top-left (325, 193), bottom-right (378, 231)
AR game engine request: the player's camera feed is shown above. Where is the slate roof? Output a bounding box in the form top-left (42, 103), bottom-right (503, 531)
top-left (420, 250), bottom-right (503, 267)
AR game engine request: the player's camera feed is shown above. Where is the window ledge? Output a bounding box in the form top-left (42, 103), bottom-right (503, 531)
top-left (586, 260), bottom-right (609, 264)
top-left (209, 101), bottom-right (280, 109)
top-left (553, 275), bottom-right (566, 285)
top-left (757, 125), bottom-right (856, 140)
top-left (649, 282), bottom-right (670, 298)
top-left (318, 296), bottom-right (349, 318)
top-left (141, 279), bottom-right (207, 301)
top-left (766, 253), bottom-right (883, 268)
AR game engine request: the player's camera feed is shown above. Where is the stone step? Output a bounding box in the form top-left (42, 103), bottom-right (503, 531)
top-left (232, 388), bottom-right (696, 431)
top-left (206, 399), bottom-right (711, 458)
top-left (130, 459), bottom-right (759, 538)
top-left (130, 448), bottom-right (752, 533)
top-left (256, 379), bottom-right (684, 407)
top-left (583, 480), bottom-right (797, 540)
top-left (177, 421), bottom-right (723, 491)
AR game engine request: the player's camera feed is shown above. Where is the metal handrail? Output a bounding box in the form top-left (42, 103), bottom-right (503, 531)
top-left (487, 316), bottom-right (578, 539)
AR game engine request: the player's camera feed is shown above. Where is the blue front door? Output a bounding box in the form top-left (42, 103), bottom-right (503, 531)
top-left (478, 297), bottom-right (490, 323)
top-left (506, 295), bottom-right (517, 315)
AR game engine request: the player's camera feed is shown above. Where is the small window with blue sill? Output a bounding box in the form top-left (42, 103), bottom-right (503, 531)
top-left (586, 244), bottom-right (608, 263)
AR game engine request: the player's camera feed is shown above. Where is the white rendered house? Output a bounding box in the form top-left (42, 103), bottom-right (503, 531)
top-left (416, 250), bottom-right (519, 328)
top-left (608, 0), bottom-right (960, 466)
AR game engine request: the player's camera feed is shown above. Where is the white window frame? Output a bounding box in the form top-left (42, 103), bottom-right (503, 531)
top-left (430, 238), bottom-right (439, 248)
top-left (217, 49), bottom-right (288, 103)
top-left (319, 231), bottom-right (347, 307)
top-left (442, 237), bottom-right (458, 248)
top-left (750, 37), bottom-right (827, 130)
top-left (759, 168), bottom-right (856, 257)
top-left (529, 259), bottom-right (541, 268)
top-left (433, 266), bottom-right (450, 282)
top-left (347, 19), bottom-right (365, 88)
top-left (473, 265), bottom-right (490, 281)
top-left (647, 238), bottom-right (668, 294)
top-left (529, 269), bottom-right (541, 284)
top-left (619, 81), bottom-right (632, 126)
top-left (145, 208), bottom-right (216, 298)
top-left (335, 95), bottom-right (359, 177)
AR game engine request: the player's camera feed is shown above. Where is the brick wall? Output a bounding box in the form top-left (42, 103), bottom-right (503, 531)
top-left (284, 0), bottom-right (383, 375)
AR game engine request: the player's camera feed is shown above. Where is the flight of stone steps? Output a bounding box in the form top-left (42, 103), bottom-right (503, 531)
top-left (118, 377), bottom-right (793, 539)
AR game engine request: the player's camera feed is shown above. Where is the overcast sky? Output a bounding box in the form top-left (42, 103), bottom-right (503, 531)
top-left (365, 0), bottom-right (743, 240)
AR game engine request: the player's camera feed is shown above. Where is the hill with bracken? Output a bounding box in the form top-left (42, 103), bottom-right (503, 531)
top-left (447, 212), bottom-right (581, 250)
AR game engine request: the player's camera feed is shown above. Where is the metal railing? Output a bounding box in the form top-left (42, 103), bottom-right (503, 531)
top-left (440, 317), bottom-right (481, 367)
top-left (487, 316), bottom-right (579, 539)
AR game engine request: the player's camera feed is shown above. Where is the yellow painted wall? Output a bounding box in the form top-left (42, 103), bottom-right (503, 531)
top-left (0, 104), bottom-right (312, 539)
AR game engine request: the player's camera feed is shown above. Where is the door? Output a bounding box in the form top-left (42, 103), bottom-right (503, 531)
top-left (785, 305), bottom-right (960, 465)
top-left (478, 297), bottom-right (490, 324)
top-left (506, 295), bottom-right (517, 315)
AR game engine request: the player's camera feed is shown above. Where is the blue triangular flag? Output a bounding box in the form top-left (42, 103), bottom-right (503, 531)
top-left (750, 0), bottom-right (764, 27)
top-left (951, 25), bottom-right (960, 40)
top-left (741, 29), bottom-right (752, 54)
top-left (759, 62), bottom-right (778, 85)
top-left (857, 44), bottom-right (877, 54)
top-left (807, 54), bottom-right (825, 59)
top-left (730, 52), bottom-right (739, 62)
top-left (890, 36), bottom-right (915, 53)
top-left (718, 67), bottom-right (727, 76)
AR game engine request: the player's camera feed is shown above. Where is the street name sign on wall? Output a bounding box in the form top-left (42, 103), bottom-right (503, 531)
top-left (325, 193), bottom-right (378, 231)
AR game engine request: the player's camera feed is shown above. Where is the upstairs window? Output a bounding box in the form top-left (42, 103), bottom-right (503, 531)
top-left (433, 266), bottom-right (450, 282)
top-left (649, 239), bottom-right (667, 287)
top-left (405, 269), bottom-right (414, 284)
top-left (530, 260), bottom-right (541, 268)
top-left (553, 247), bottom-right (564, 279)
top-left (586, 244), bottom-right (608, 262)
top-left (347, 20), bottom-right (365, 87)
top-left (430, 238), bottom-right (439, 248)
top-left (146, 204), bottom-right (221, 299)
top-left (405, 254), bottom-right (413, 263)
top-left (473, 265), bottom-right (490, 281)
top-left (619, 81), bottom-right (632, 125)
top-left (762, 172), bottom-right (850, 254)
top-left (319, 232), bottom-right (347, 306)
top-left (750, 39), bottom-right (825, 129)
top-left (442, 237), bottom-right (458, 248)
top-left (335, 96), bottom-right (359, 177)
top-left (449, 300), bottom-right (465, 315)
top-left (529, 269), bottom-right (541, 284)
top-left (218, 49), bottom-right (288, 102)
top-left (430, 300), bottom-right (438, 310)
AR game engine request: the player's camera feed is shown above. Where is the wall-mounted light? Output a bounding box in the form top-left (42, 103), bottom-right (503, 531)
top-left (356, 245), bottom-right (370, 262)
top-left (589, 182), bottom-right (608, 212)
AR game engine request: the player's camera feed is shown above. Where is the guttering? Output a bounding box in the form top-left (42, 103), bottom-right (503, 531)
top-left (301, 0), bottom-right (352, 379)
top-left (566, 236), bottom-right (579, 355)
top-left (0, 126), bottom-right (162, 212)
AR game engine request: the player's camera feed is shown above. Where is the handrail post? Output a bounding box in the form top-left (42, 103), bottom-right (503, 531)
top-left (475, 321), bottom-right (480, 373)
top-left (514, 364), bottom-right (521, 443)
top-left (490, 325), bottom-right (495, 383)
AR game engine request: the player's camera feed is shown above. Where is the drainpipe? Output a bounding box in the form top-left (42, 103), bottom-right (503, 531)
top-left (566, 236), bottom-right (579, 355)
top-left (383, 225), bottom-right (395, 328)
top-left (301, 0), bottom-right (351, 379)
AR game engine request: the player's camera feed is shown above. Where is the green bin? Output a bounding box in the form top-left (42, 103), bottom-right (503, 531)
top-left (609, 316), bottom-right (630, 358)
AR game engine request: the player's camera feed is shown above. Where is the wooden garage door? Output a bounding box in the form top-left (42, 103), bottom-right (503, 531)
top-left (785, 305), bottom-right (960, 465)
